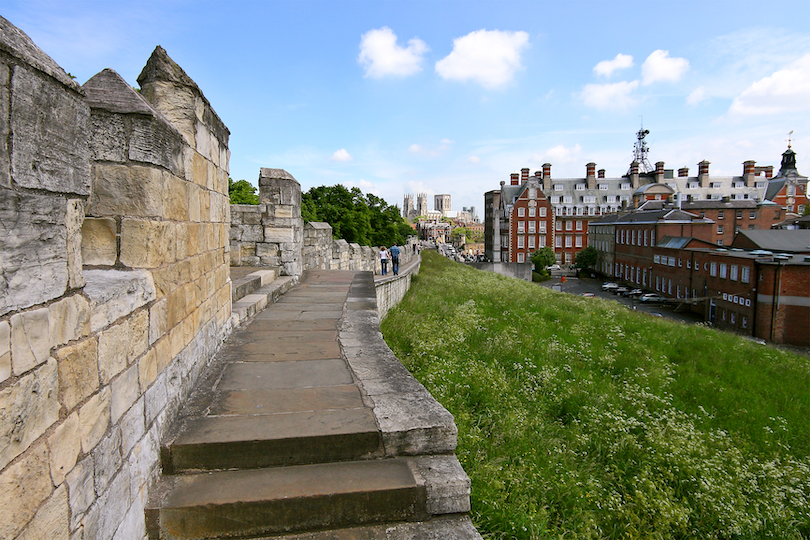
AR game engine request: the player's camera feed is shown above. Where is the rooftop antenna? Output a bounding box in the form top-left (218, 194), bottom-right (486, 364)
top-left (787, 130), bottom-right (794, 148)
top-left (629, 120), bottom-right (654, 174)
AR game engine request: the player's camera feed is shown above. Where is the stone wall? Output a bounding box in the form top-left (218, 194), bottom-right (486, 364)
top-left (0, 17), bottom-right (231, 540)
top-left (375, 259), bottom-right (421, 319)
top-left (231, 175), bottom-right (418, 274)
top-left (469, 261), bottom-right (533, 281)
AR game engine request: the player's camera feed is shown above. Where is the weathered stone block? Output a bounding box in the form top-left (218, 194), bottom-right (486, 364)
top-left (98, 309), bottom-right (148, 384)
top-left (138, 77), bottom-right (196, 147)
top-left (0, 59), bottom-right (9, 188)
top-left (0, 189), bottom-right (69, 317)
top-left (89, 163), bottom-right (163, 218)
top-left (188, 184), bottom-right (201, 222)
top-left (119, 396), bottom-right (145, 456)
top-left (149, 297), bottom-right (167, 345)
top-left (129, 114), bottom-right (184, 176)
top-left (111, 364), bottom-right (140, 423)
top-left (93, 425), bottom-right (122, 495)
top-left (232, 224), bottom-right (263, 242)
top-left (163, 174), bottom-right (189, 221)
top-left (10, 307), bottom-right (51, 375)
top-left (0, 443), bottom-right (53, 540)
top-left (16, 484), bottom-right (69, 540)
top-left (56, 337), bottom-right (99, 411)
top-left (84, 269), bottom-right (156, 332)
top-left (49, 294), bottom-right (91, 347)
top-left (0, 358), bottom-right (59, 470)
top-left (66, 455), bottom-right (94, 530)
top-left (0, 320), bottom-right (9, 382)
top-left (81, 217), bottom-right (117, 266)
top-left (264, 227), bottom-right (294, 243)
top-left (47, 412), bottom-right (81, 486)
top-left (88, 110), bottom-right (127, 162)
top-left (79, 387), bottom-right (111, 453)
top-left (82, 455), bottom-right (131, 540)
top-left (120, 219), bottom-right (174, 268)
top-left (11, 66), bottom-right (90, 195)
top-left (66, 198), bottom-right (85, 289)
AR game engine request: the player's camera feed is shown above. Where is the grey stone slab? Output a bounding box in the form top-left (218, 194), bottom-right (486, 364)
top-left (262, 514), bottom-right (482, 540)
top-left (219, 359), bottom-right (352, 391)
top-left (373, 392), bottom-right (458, 456)
top-left (210, 385), bottom-right (365, 416)
top-left (230, 339), bottom-right (341, 361)
top-left (247, 318), bottom-right (338, 331)
top-left (167, 408), bottom-right (382, 472)
top-left (240, 330), bottom-right (338, 343)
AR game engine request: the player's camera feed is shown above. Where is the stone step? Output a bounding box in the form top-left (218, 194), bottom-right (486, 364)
top-left (162, 407), bottom-right (383, 473)
top-left (231, 268), bottom-right (279, 303)
top-left (252, 514), bottom-right (482, 540)
top-left (146, 458), bottom-right (431, 540)
top-left (231, 275), bottom-right (297, 324)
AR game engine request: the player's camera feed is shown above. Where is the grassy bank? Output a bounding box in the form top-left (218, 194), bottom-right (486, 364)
top-left (381, 251), bottom-right (810, 539)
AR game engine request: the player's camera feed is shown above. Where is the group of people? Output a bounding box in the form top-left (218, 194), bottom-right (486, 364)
top-left (379, 244), bottom-right (401, 276)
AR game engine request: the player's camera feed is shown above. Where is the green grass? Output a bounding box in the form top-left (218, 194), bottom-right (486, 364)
top-left (381, 251), bottom-right (810, 539)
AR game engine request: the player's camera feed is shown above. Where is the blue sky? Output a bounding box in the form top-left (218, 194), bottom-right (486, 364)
top-left (4, 0), bottom-right (810, 215)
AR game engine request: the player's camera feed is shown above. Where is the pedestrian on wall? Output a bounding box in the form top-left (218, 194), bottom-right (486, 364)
top-left (390, 244), bottom-right (401, 275)
top-left (380, 246), bottom-right (389, 275)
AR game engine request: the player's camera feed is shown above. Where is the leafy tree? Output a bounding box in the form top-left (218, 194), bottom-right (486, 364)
top-left (574, 246), bottom-right (598, 269)
top-left (302, 185), bottom-right (412, 246)
top-left (530, 247), bottom-right (556, 270)
top-left (228, 178), bottom-right (259, 204)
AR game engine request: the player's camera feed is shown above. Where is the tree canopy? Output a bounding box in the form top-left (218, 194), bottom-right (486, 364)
top-left (302, 185), bottom-right (413, 247)
top-left (530, 247), bottom-right (556, 270)
top-left (228, 178), bottom-right (259, 204)
top-left (574, 246), bottom-right (598, 269)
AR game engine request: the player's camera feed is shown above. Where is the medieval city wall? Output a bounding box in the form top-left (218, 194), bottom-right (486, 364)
top-left (0, 17), bottom-right (231, 540)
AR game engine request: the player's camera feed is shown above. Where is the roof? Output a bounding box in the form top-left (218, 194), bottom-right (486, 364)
top-left (731, 229), bottom-right (810, 253)
top-left (613, 208), bottom-right (705, 224)
top-left (656, 236), bottom-right (716, 250)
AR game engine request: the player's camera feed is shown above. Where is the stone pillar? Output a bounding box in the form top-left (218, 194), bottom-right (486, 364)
top-left (258, 168), bottom-right (303, 276)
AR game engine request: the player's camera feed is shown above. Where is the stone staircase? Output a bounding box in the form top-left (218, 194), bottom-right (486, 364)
top-left (229, 267), bottom-right (298, 325)
top-left (145, 270), bottom-right (480, 539)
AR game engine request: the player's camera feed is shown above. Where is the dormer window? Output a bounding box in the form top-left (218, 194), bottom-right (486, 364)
top-left (687, 182), bottom-right (699, 189)
top-left (598, 184), bottom-right (609, 190)
top-left (621, 183), bottom-right (631, 190)
top-left (554, 184), bottom-right (564, 191)
top-left (576, 183), bottom-right (585, 191)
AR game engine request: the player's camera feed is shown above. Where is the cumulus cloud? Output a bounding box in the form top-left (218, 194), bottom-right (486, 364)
top-left (642, 49), bottom-right (689, 85)
top-left (580, 80), bottom-right (640, 110)
top-left (467, 155), bottom-right (481, 164)
top-left (330, 148), bottom-right (353, 162)
top-left (531, 144), bottom-right (583, 166)
top-left (342, 179), bottom-right (379, 195)
top-left (686, 86), bottom-right (708, 105)
top-left (358, 27), bottom-right (429, 78)
top-left (435, 29), bottom-right (529, 88)
top-left (594, 53), bottom-right (634, 77)
top-left (729, 53), bottom-right (810, 115)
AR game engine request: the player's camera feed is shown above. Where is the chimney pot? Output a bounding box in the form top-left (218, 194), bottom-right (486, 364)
top-left (598, 169), bottom-right (605, 178)
top-left (510, 173), bottom-right (519, 186)
top-left (678, 167), bottom-right (689, 177)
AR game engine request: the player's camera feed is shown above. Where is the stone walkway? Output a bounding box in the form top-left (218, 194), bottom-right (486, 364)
top-left (146, 270), bottom-right (480, 539)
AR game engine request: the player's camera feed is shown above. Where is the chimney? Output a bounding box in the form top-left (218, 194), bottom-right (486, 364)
top-left (629, 160), bottom-right (640, 189)
top-left (586, 162), bottom-right (596, 189)
top-left (598, 169), bottom-right (605, 179)
top-left (678, 167), bottom-right (689, 177)
top-left (762, 165), bottom-right (774, 178)
top-left (698, 160), bottom-right (710, 187)
top-left (542, 163), bottom-right (552, 191)
top-left (521, 168), bottom-right (530, 183)
top-left (743, 160), bottom-right (756, 187)
top-left (510, 173), bottom-right (519, 186)
top-left (655, 161), bottom-right (665, 183)
top-left (534, 170), bottom-right (542, 180)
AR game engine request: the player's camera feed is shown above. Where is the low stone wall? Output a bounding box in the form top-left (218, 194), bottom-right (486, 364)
top-left (469, 261), bottom-right (533, 281)
top-left (375, 257), bottom-right (421, 319)
top-left (0, 18), bottom-right (231, 540)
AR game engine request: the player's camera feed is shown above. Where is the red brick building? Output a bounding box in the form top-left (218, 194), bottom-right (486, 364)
top-left (496, 170), bottom-right (554, 263)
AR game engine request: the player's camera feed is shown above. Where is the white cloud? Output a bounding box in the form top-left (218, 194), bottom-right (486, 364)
top-left (358, 27), bottom-right (429, 78)
top-left (580, 80), bottom-right (640, 110)
top-left (441, 138), bottom-right (455, 145)
top-left (532, 144), bottom-right (583, 165)
top-left (467, 156), bottom-right (481, 164)
top-left (686, 86), bottom-right (708, 105)
top-left (642, 50), bottom-right (689, 85)
top-left (435, 29), bottom-right (529, 89)
top-left (729, 53), bottom-right (810, 115)
top-left (342, 179), bottom-right (380, 195)
top-left (593, 53), bottom-right (634, 77)
top-left (330, 148), bottom-right (353, 162)
top-left (408, 140), bottom-right (453, 156)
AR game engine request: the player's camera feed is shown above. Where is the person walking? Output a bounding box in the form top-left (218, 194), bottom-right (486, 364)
top-left (380, 246), bottom-right (389, 275)
top-left (390, 244), bottom-right (401, 275)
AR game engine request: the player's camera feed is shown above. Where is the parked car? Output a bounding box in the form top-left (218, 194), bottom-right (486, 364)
top-left (626, 288), bottom-right (644, 297)
top-left (601, 282), bottom-right (619, 291)
top-left (547, 264), bottom-right (561, 271)
top-left (614, 286), bottom-right (630, 295)
top-left (580, 292), bottom-right (595, 297)
top-left (640, 293), bottom-right (665, 303)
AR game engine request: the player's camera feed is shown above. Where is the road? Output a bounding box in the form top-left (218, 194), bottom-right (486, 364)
top-left (537, 273), bottom-right (705, 325)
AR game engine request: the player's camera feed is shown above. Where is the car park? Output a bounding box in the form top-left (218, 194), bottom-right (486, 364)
top-left (601, 282), bottom-right (619, 291)
top-left (626, 288), bottom-right (644, 297)
top-left (640, 293), bottom-right (665, 303)
top-left (614, 286), bottom-right (630, 295)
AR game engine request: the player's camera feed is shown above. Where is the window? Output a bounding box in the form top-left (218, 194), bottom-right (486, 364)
top-left (554, 184), bottom-right (564, 191)
top-left (742, 316), bottom-right (748, 329)
top-left (717, 225), bottom-right (724, 234)
top-left (566, 221), bottom-right (573, 231)
top-left (678, 258), bottom-right (682, 267)
top-left (527, 221), bottom-right (535, 234)
top-left (719, 263), bottom-right (727, 279)
top-left (528, 236), bottom-right (535, 249)
top-left (583, 196), bottom-right (596, 204)
top-left (688, 182), bottom-right (699, 189)
top-left (736, 210), bottom-right (743, 220)
top-left (787, 185), bottom-right (796, 196)
top-left (632, 230), bottom-right (637, 245)
top-left (621, 183), bottom-right (631, 190)
top-left (539, 222), bottom-right (547, 233)
top-left (517, 236), bottom-right (525, 248)
top-left (710, 262), bottom-right (717, 277)
top-left (741, 266), bottom-right (750, 283)
top-left (749, 210), bottom-right (756, 219)
top-left (718, 210), bottom-right (725, 219)
top-left (563, 195), bottom-right (573, 204)
top-left (656, 276), bottom-right (660, 290)
top-left (575, 236), bottom-right (582, 248)
top-left (668, 279), bottom-right (672, 295)
top-left (599, 184), bottom-right (609, 190)
top-left (643, 268), bottom-right (647, 285)
top-left (528, 207), bottom-right (536, 217)
top-left (576, 184), bottom-right (585, 191)
top-left (565, 236), bottom-right (572, 247)
top-left (556, 236), bottom-right (562, 248)
top-left (518, 207), bottom-right (525, 217)
top-left (718, 239), bottom-right (724, 246)
top-left (654, 254), bottom-right (661, 264)
top-left (730, 312), bottom-right (736, 324)
top-left (668, 257), bottom-right (676, 267)
top-left (556, 221), bottom-right (562, 231)
top-left (650, 230), bottom-right (655, 245)
top-left (517, 253), bottom-right (525, 263)
top-left (539, 207), bottom-right (547, 217)
top-left (539, 236), bottom-right (546, 247)
top-left (687, 259), bottom-right (691, 269)
top-left (644, 230), bottom-right (648, 246)
top-left (756, 181), bottom-right (766, 189)
top-left (517, 221), bottom-right (525, 233)
top-left (576, 221), bottom-right (583, 231)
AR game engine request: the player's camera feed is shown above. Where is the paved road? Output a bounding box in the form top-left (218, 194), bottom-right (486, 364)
top-left (538, 273), bottom-right (705, 325)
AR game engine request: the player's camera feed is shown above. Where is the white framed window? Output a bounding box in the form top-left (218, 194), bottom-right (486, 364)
top-left (528, 236), bottom-right (536, 249)
top-left (540, 207), bottom-right (547, 217)
top-left (517, 221), bottom-right (525, 233)
top-left (566, 221), bottom-right (573, 231)
top-left (644, 230), bottom-right (648, 246)
top-left (651, 230), bottom-right (655, 245)
top-left (717, 225), bottom-right (724, 234)
top-left (668, 257), bottom-right (676, 267)
top-left (555, 236), bottom-right (562, 248)
top-left (528, 221), bottom-right (536, 234)
top-left (749, 210), bottom-right (756, 219)
top-left (517, 252), bottom-right (525, 263)
top-left (539, 222), bottom-right (547, 233)
top-left (576, 221), bottom-right (583, 231)
top-left (621, 183), bottom-right (631, 190)
top-left (518, 207), bottom-right (525, 217)
top-left (730, 265), bottom-right (738, 281)
top-left (688, 182), bottom-right (699, 189)
top-left (718, 210), bottom-right (725, 219)
top-left (719, 263), bottom-right (727, 278)
top-left (654, 254), bottom-right (661, 264)
top-left (741, 266), bottom-right (750, 283)
top-left (528, 207), bottom-right (536, 217)
top-left (563, 195), bottom-right (573, 204)
top-left (583, 195), bottom-right (596, 204)
top-left (632, 230), bottom-right (637, 245)
top-left (710, 262), bottom-right (717, 277)
top-left (575, 236), bottom-right (582, 248)
top-left (554, 184), bottom-right (564, 191)
top-left (599, 184), bottom-right (609, 190)
top-left (517, 236), bottom-right (525, 248)
top-left (565, 236), bottom-right (572, 247)
top-left (539, 236), bottom-right (546, 247)
top-left (556, 221), bottom-right (562, 231)
top-left (576, 184), bottom-right (585, 191)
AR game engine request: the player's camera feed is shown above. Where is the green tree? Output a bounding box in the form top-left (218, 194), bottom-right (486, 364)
top-left (228, 178), bottom-right (259, 204)
top-left (530, 247), bottom-right (556, 270)
top-left (302, 185), bottom-right (412, 246)
top-left (574, 246), bottom-right (598, 269)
